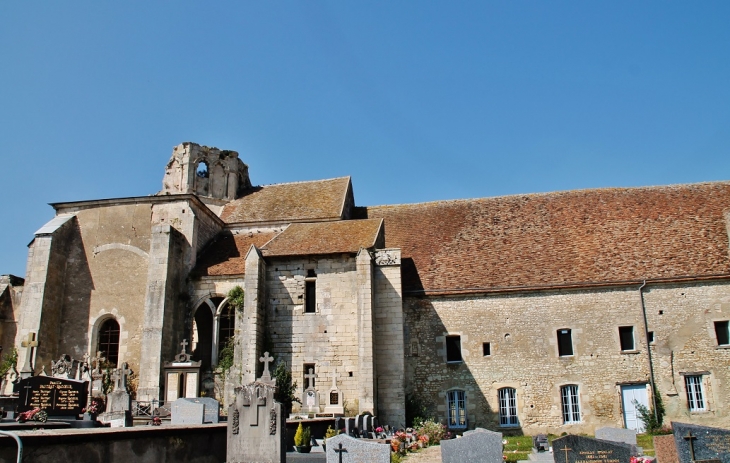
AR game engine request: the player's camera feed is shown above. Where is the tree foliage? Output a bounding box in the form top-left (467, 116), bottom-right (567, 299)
top-left (273, 360), bottom-right (300, 416)
top-left (227, 286), bottom-right (245, 311)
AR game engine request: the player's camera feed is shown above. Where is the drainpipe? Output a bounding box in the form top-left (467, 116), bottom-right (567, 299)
top-left (638, 280), bottom-right (659, 422)
top-left (0, 430), bottom-right (23, 463)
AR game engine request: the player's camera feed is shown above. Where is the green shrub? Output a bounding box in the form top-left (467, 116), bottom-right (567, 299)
top-left (294, 422), bottom-right (311, 446)
top-left (218, 336), bottom-right (235, 373)
top-left (227, 286), bottom-right (245, 312)
top-left (0, 347), bottom-right (17, 377)
top-left (635, 387), bottom-right (666, 435)
top-left (414, 418), bottom-right (447, 445)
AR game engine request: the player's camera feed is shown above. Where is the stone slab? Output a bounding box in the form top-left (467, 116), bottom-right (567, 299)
top-left (595, 427), bottom-right (638, 446)
top-left (552, 435), bottom-right (635, 463)
top-left (673, 422), bottom-right (730, 463)
top-left (654, 434), bottom-right (679, 463)
top-left (325, 434), bottom-right (389, 463)
top-left (441, 428), bottom-right (503, 463)
top-left (181, 397), bottom-right (220, 423)
top-left (171, 398), bottom-right (204, 425)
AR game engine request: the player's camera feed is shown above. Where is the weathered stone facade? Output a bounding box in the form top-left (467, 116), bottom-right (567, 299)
top-left (5, 141), bottom-right (730, 435)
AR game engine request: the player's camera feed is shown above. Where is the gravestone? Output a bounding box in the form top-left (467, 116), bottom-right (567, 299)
top-left (51, 354), bottom-right (75, 379)
top-left (163, 339), bottom-right (201, 401)
top-left (673, 422), bottom-right (730, 463)
top-left (98, 363), bottom-right (133, 427)
top-left (595, 427), bottom-right (638, 446)
top-left (180, 397), bottom-right (220, 423)
top-left (324, 369), bottom-right (344, 415)
top-left (441, 428), bottom-right (503, 463)
top-left (302, 368), bottom-right (320, 413)
top-left (90, 352), bottom-right (105, 398)
top-left (14, 375), bottom-right (88, 415)
top-left (552, 435), bottom-right (635, 463)
top-left (325, 434), bottom-right (390, 463)
top-left (654, 434), bottom-right (679, 463)
top-left (171, 398), bottom-right (205, 425)
top-left (227, 382), bottom-right (285, 463)
top-left (344, 417), bottom-right (356, 437)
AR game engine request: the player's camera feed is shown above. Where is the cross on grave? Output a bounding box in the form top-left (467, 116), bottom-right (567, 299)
top-left (557, 444), bottom-right (572, 462)
top-left (175, 339), bottom-right (192, 362)
top-left (22, 383), bottom-right (33, 406)
top-left (20, 332), bottom-right (39, 374)
top-left (334, 442), bottom-right (347, 463)
top-left (113, 362), bottom-right (132, 391)
top-left (247, 387), bottom-right (266, 426)
top-left (259, 352), bottom-right (274, 383)
top-left (684, 431), bottom-right (697, 462)
top-left (305, 368), bottom-right (317, 390)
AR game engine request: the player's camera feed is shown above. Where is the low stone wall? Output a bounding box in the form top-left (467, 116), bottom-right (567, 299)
top-left (0, 424), bottom-right (227, 463)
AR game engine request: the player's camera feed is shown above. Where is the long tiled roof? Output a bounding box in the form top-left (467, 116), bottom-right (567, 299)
top-left (366, 182), bottom-right (730, 294)
top-left (193, 230), bottom-right (279, 276)
top-left (220, 177), bottom-right (351, 224)
top-left (261, 219), bottom-right (383, 257)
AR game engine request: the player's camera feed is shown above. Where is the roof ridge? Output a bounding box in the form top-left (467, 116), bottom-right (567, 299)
top-left (251, 176), bottom-right (351, 189)
top-left (365, 179), bottom-right (730, 210)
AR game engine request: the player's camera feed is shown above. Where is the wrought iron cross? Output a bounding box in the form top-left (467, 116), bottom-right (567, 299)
top-left (334, 442), bottom-right (347, 463)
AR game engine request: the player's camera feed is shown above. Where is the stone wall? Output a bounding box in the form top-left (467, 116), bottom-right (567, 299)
top-left (0, 275), bottom-right (22, 362)
top-left (403, 281), bottom-right (730, 434)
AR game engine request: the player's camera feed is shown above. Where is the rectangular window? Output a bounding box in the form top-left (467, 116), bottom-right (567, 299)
top-left (561, 385), bottom-right (581, 423)
top-left (305, 269), bottom-right (316, 313)
top-left (714, 321), bottom-right (729, 346)
top-left (619, 326), bottom-right (635, 351)
top-left (498, 388), bottom-right (518, 427)
top-left (647, 331), bottom-right (655, 344)
top-left (446, 336), bottom-right (463, 362)
top-left (685, 375), bottom-right (706, 412)
top-left (482, 342), bottom-right (491, 356)
top-left (557, 329), bottom-right (573, 356)
top-left (447, 390), bottom-right (467, 428)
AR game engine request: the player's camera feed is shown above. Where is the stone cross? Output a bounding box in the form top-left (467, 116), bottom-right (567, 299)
top-left (334, 442), bottom-right (347, 463)
top-left (684, 431), bottom-right (697, 461)
top-left (20, 332), bottom-right (39, 376)
top-left (330, 368), bottom-right (338, 389)
top-left (259, 352), bottom-right (274, 384)
top-left (113, 362), bottom-right (132, 391)
top-left (174, 339), bottom-right (192, 362)
top-left (305, 368), bottom-right (317, 391)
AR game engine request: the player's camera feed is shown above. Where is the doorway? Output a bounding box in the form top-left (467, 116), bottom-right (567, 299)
top-left (621, 384), bottom-right (649, 432)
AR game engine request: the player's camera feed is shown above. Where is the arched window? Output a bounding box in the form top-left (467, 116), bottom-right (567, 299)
top-left (98, 318), bottom-right (120, 367)
top-left (192, 302), bottom-right (214, 372)
top-left (447, 389), bottom-right (467, 429)
top-left (498, 388), bottom-right (519, 427)
top-left (196, 161), bottom-right (209, 178)
top-left (218, 301), bottom-right (235, 353)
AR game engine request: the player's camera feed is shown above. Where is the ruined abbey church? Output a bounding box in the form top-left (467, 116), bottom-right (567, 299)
top-left (3, 142), bottom-right (730, 434)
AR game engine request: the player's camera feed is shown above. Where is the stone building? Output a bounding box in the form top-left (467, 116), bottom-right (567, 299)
top-left (5, 141), bottom-right (730, 434)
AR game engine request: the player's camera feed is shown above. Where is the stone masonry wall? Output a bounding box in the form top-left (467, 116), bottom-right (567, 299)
top-left (266, 255), bottom-right (369, 414)
top-left (404, 281), bottom-right (730, 434)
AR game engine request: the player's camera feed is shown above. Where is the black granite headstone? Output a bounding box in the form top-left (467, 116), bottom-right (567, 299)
top-left (552, 434), bottom-right (635, 463)
top-left (14, 376), bottom-right (88, 416)
top-left (673, 422), bottom-right (730, 463)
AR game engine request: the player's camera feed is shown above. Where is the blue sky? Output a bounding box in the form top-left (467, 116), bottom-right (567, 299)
top-left (1, 1), bottom-right (729, 277)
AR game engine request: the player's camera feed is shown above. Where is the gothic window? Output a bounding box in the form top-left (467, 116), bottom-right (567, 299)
top-left (218, 301), bottom-right (235, 353)
top-left (447, 390), bottom-right (467, 428)
top-left (685, 375), bottom-right (706, 412)
top-left (446, 335), bottom-right (463, 363)
top-left (619, 326), bottom-right (635, 351)
top-left (196, 160), bottom-right (209, 178)
top-left (498, 388), bottom-right (519, 427)
top-left (98, 318), bottom-right (120, 367)
top-left (305, 269), bottom-right (316, 313)
top-left (557, 329), bottom-right (573, 356)
top-left (561, 384), bottom-right (581, 423)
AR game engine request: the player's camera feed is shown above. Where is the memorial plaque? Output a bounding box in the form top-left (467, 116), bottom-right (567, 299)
top-left (552, 434), bottom-right (635, 463)
top-left (167, 372), bottom-right (179, 402)
top-left (15, 376), bottom-right (88, 415)
top-left (330, 391), bottom-right (339, 405)
top-left (185, 372), bottom-right (198, 398)
top-left (673, 422), bottom-right (730, 463)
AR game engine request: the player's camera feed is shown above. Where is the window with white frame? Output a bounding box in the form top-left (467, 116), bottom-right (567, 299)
top-left (447, 390), bottom-right (467, 428)
top-left (498, 388), bottom-right (519, 427)
top-left (685, 375), bottom-right (706, 412)
top-left (561, 385), bottom-right (581, 423)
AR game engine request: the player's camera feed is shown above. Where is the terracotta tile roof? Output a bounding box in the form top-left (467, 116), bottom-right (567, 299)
top-left (261, 219), bottom-right (383, 257)
top-left (366, 182), bottom-right (730, 294)
top-left (220, 177), bottom-right (351, 224)
top-left (193, 230), bottom-right (279, 276)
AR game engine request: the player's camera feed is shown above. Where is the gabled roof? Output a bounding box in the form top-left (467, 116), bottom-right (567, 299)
top-left (193, 230), bottom-right (279, 276)
top-left (220, 177), bottom-right (352, 224)
top-left (366, 182), bottom-right (730, 294)
top-left (261, 219), bottom-right (383, 257)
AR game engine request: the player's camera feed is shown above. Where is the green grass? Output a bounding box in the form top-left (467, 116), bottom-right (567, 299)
top-left (504, 452), bottom-right (530, 462)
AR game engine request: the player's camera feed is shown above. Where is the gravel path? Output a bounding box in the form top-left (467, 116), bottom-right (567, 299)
top-left (402, 445), bottom-right (443, 463)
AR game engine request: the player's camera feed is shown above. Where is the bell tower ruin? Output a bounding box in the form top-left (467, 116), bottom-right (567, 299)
top-left (160, 142), bottom-right (252, 200)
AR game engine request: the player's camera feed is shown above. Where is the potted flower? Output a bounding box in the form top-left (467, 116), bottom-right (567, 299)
top-left (82, 398), bottom-right (103, 420)
top-left (294, 422), bottom-right (312, 453)
top-left (323, 425), bottom-right (338, 452)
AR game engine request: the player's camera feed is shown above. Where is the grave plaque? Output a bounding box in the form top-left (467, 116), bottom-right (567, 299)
top-left (552, 434), bottom-right (635, 463)
top-left (595, 427), bottom-right (638, 446)
top-left (171, 398), bottom-right (204, 425)
top-left (325, 434), bottom-right (390, 463)
top-left (15, 376), bottom-right (88, 415)
top-left (673, 422), bottom-right (730, 463)
top-left (181, 397), bottom-right (220, 423)
top-left (654, 434), bottom-right (680, 463)
top-left (441, 428), bottom-right (503, 463)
